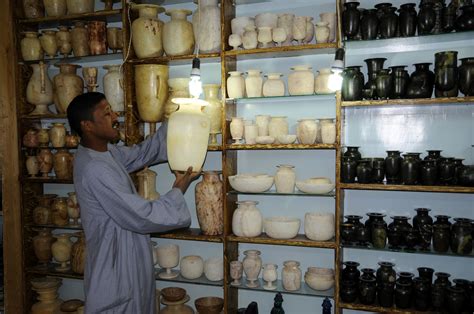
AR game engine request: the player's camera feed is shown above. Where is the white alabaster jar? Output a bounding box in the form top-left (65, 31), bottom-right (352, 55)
top-left (263, 73), bottom-right (285, 97)
top-left (274, 164), bottom-right (296, 193)
top-left (297, 119), bottom-right (318, 145)
top-left (245, 69), bottom-right (263, 97)
top-left (288, 65), bottom-right (314, 96)
top-left (232, 201), bottom-right (263, 237)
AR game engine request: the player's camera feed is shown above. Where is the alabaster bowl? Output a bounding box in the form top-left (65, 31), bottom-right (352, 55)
top-left (304, 267), bottom-right (335, 291)
top-left (161, 287), bottom-right (186, 302)
top-left (304, 212), bottom-right (335, 241)
top-left (296, 177), bottom-right (335, 194)
top-left (277, 134), bottom-right (297, 144)
top-left (255, 135), bottom-right (275, 144)
top-left (229, 174), bottom-right (274, 193)
top-left (195, 297), bottom-right (224, 314)
top-left (264, 216), bottom-right (301, 239)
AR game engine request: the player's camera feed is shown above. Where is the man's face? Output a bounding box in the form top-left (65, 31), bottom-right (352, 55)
top-left (88, 99), bottom-right (119, 141)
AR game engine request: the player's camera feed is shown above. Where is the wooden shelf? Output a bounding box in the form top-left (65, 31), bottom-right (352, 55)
top-left (22, 177), bottom-right (73, 184)
top-left (341, 96), bottom-right (474, 107)
top-left (228, 189), bottom-right (336, 198)
top-left (155, 269), bottom-right (223, 287)
top-left (20, 52), bottom-right (123, 65)
top-left (18, 9), bottom-right (122, 25)
top-left (151, 228), bottom-right (223, 243)
top-left (227, 93), bottom-right (336, 103)
top-left (339, 182), bottom-right (474, 194)
top-left (227, 234), bottom-right (336, 249)
top-left (27, 264), bottom-right (83, 280)
top-left (127, 53), bottom-right (220, 66)
top-left (342, 243), bottom-right (474, 258)
top-left (225, 143), bottom-right (336, 150)
top-left (340, 302), bottom-right (434, 314)
top-left (207, 145), bottom-right (222, 151)
top-left (26, 223), bottom-right (82, 230)
top-left (230, 279), bottom-right (334, 298)
top-left (224, 43), bottom-right (337, 60)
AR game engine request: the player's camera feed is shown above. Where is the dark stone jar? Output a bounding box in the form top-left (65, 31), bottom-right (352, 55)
top-left (433, 224), bottom-right (451, 253)
top-left (435, 49), bottom-right (459, 69)
top-left (372, 220), bottom-right (387, 249)
top-left (356, 224), bottom-right (370, 245)
top-left (360, 9), bottom-right (379, 40)
top-left (424, 149), bottom-right (443, 165)
top-left (341, 223), bottom-right (356, 244)
top-left (413, 276), bottom-right (431, 311)
top-left (341, 156), bottom-right (358, 183)
top-left (344, 146), bottom-right (362, 161)
top-left (421, 160), bottom-right (438, 185)
top-left (401, 153), bottom-right (420, 185)
top-left (438, 157), bottom-right (455, 185)
top-left (387, 224), bottom-right (403, 249)
top-left (418, 267), bottom-right (435, 285)
top-left (356, 159), bottom-right (372, 184)
top-left (434, 272), bottom-right (451, 288)
top-left (365, 212), bottom-right (386, 241)
top-left (453, 159), bottom-right (465, 186)
top-left (375, 69), bottom-right (393, 99)
top-left (431, 282), bottom-right (446, 311)
top-left (344, 215), bottom-right (364, 241)
top-left (340, 280), bottom-right (358, 303)
top-left (379, 6), bottom-right (398, 39)
top-left (342, 261), bottom-right (360, 283)
top-left (342, 2), bottom-right (361, 39)
top-left (385, 150), bottom-right (402, 184)
top-left (431, 2), bottom-right (445, 35)
top-left (374, 2), bottom-right (392, 20)
top-left (418, 2), bottom-right (436, 35)
top-left (434, 214), bottom-right (452, 227)
top-left (377, 261), bottom-right (396, 285)
top-left (455, 4), bottom-right (474, 31)
top-left (451, 218), bottom-right (473, 255)
top-left (398, 271), bottom-right (415, 285)
top-left (413, 207), bottom-right (433, 231)
top-left (342, 66), bottom-right (364, 101)
top-left (360, 268), bottom-right (376, 280)
top-left (443, 1), bottom-right (458, 33)
top-left (368, 158), bottom-right (385, 183)
top-left (406, 62), bottom-right (435, 99)
top-left (453, 279), bottom-right (471, 313)
top-left (398, 3), bottom-right (417, 37)
top-left (446, 286), bottom-right (466, 314)
top-left (358, 277), bottom-right (377, 305)
top-left (364, 58), bottom-right (387, 98)
top-left (395, 281), bottom-right (413, 309)
top-left (390, 66), bottom-right (409, 99)
top-left (377, 282), bottom-right (395, 307)
top-left (388, 216), bottom-right (412, 247)
top-left (459, 165), bottom-right (474, 186)
top-left (459, 57), bottom-right (474, 96)
top-left (405, 227), bottom-right (420, 250)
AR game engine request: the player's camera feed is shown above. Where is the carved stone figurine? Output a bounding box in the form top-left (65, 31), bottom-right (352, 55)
top-left (322, 297), bottom-right (332, 314)
top-left (271, 292), bottom-right (284, 314)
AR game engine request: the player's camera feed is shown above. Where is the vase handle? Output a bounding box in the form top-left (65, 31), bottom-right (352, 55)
top-left (39, 61), bottom-right (46, 94)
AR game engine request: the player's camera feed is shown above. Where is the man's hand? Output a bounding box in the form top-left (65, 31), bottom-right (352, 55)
top-left (173, 167), bottom-right (201, 194)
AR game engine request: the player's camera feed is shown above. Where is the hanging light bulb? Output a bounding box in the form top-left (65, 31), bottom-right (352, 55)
top-left (328, 48), bottom-right (345, 92)
top-left (189, 57), bottom-right (203, 98)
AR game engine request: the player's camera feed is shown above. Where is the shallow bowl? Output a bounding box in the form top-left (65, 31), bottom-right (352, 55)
top-left (161, 287), bottom-right (186, 302)
top-left (195, 296), bottom-right (224, 314)
top-left (304, 267), bottom-right (335, 291)
top-left (296, 180), bottom-right (335, 194)
top-left (255, 136), bottom-right (275, 144)
top-left (264, 216), bottom-right (300, 239)
top-left (277, 134), bottom-right (297, 144)
top-left (229, 174), bottom-right (274, 193)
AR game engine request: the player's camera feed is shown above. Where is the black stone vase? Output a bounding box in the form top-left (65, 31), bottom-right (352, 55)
top-left (413, 207), bottom-right (433, 231)
top-left (372, 220), bottom-right (387, 249)
top-left (365, 212), bottom-right (386, 242)
top-left (377, 261), bottom-right (396, 285)
top-left (407, 63), bottom-right (435, 98)
top-left (401, 153), bottom-right (420, 185)
top-left (459, 57), bottom-right (474, 96)
top-left (434, 272), bottom-right (452, 288)
top-left (385, 150), bottom-right (402, 183)
top-left (344, 146), bottom-right (362, 161)
top-left (377, 282), bottom-right (395, 307)
top-left (340, 280), bottom-right (358, 303)
top-left (418, 266), bottom-right (435, 285)
top-left (360, 268), bottom-right (376, 280)
top-left (431, 282), bottom-right (446, 311)
top-left (424, 149), bottom-right (443, 165)
top-left (446, 286), bottom-right (466, 314)
top-left (418, 2), bottom-right (436, 35)
top-left (434, 214), bottom-right (452, 227)
top-left (421, 160), bottom-right (438, 185)
top-left (456, 4), bottom-right (474, 31)
top-left (395, 281), bottom-right (413, 309)
top-left (344, 215), bottom-right (364, 244)
top-left (388, 216), bottom-right (412, 247)
top-left (343, 2), bottom-right (361, 39)
top-left (375, 69), bottom-right (393, 99)
top-left (453, 158), bottom-right (465, 185)
top-left (433, 223), bottom-right (451, 252)
top-left (390, 66), bottom-right (409, 98)
top-left (342, 66), bottom-right (364, 101)
top-left (342, 261), bottom-right (361, 283)
top-left (360, 9), bottom-right (379, 40)
top-left (356, 159), bottom-right (373, 183)
top-left (341, 223), bottom-right (356, 244)
top-left (358, 277), bottom-right (377, 305)
top-left (438, 157), bottom-right (455, 185)
top-left (413, 276), bottom-right (431, 311)
top-left (451, 217), bottom-right (473, 255)
top-left (432, 2), bottom-right (446, 34)
top-left (341, 156), bottom-right (358, 183)
top-left (398, 3), bottom-right (417, 37)
top-left (443, 0), bottom-right (458, 32)
top-left (379, 6), bottom-right (398, 38)
top-left (364, 58), bottom-right (387, 99)
top-left (398, 271), bottom-right (415, 285)
top-left (370, 158), bottom-right (385, 183)
top-left (453, 278), bottom-right (472, 313)
top-left (435, 50), bottom-right (459, 97)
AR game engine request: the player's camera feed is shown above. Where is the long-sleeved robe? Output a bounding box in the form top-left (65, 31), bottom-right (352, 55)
top-left (73, 124), bottom-right (191, 313)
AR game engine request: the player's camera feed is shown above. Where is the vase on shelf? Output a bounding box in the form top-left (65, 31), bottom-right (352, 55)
top-left (195, 171), bottom-right (223, 236)
top-left (192, 0), bottom-right (221, 54)
top-left (51, 233), bottom-right (73, 271)
top-left (131, 4), bottom-right (165, 58)
top-left (27, 62), bottom-right (54, 115)
top-left (163, 9), bottom-right (195, 56)
top-left (202, 84), bottom-right (222, 145)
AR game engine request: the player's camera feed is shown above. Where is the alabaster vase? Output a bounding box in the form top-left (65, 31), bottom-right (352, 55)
top-left (103, 65), bottom-right (124, 112)
top-left (282, 260), bottom-right (302, 291)
top-left (33, 228), bottom-right (54, 268)
top-left (40, 30), bottom-right (58, 58)
top-left (27, 62), bottom-right (54, 115)
top-left (71, 232), bottom-right (86, 274)
top-left (137, 167), bottom-right (160, 200)
top-left (38, 148), bottom-right (53, 178)
top-left (230, 260), bottom-right (243, 286)
top-left (192, 0), bottom-right (221, 53)
top-left (51, 197), bottom-right (68, 226)
top-left (131, 4), bottom-right (165, 58)
top-left (134, 64), bottom-right (169, 123)
top-left (167, 98), bottom-right (210, 172)
top-left (263, 263), bottom-right (278, 290)
top-left (33, 194), bottom-right (56, 224)
top-left (53, 149), bottom-right (73, 180)
top-left (31, 278), bottom-right (63, 314)
top-left (66, 0), bottom-right (94, 14)
top-left (53, 64), bottom-right (83, 114)
top-left (157, 244), bottom-right (180, 279)
top-left (21, 31), bottom-right (43, 61)
top-left (180, 255), bottom-right (204, 279)
top-left (195, 171), bottom-right (223, 235)
top-left (163, 9), bottom-right (195, 56)
top-left (275, 164), bottom-right (296, 193)
top-left (71, 21), bottom-right (90, 57)
top-left (56, 26), bottom-right (72, 58)
top-left (43, 0), bottom-right (66, 17)
top-left (232, 200), bottom-right (263, 237)
top-left (202, 84), bottom-right (222, 144)
top-left (50, 122), bottom-right (66, 148)
top-left (52, 233), bottom-right (73, 271)
top-left (26, 156), bottom-right (40, 177)
top-left (67, 192), bottom-right (80, 226)
top-left (164, 78), bottom-right (189, 119)
top-left (88, 21), bottom-right (107, 55)
top-left (243, 249), bottom-right (262, 288)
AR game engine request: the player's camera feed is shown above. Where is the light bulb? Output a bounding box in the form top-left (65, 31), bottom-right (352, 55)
top-left (328, 70), bottom-right (343, 92)
top-left (328, 48), bottom-right (345, 92)
top-left (189, 57), bottom-right (203, 98)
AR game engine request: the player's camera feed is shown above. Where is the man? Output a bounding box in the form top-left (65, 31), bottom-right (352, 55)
top-left (67, 92), bottom-right (198, 313)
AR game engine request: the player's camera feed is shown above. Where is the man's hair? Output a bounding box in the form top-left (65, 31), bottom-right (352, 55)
top-left (67, 92), bottom-right (106, 137)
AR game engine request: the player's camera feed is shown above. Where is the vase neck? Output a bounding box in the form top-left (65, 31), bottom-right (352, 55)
top-left (203, 171), bottom-right (220, 182)
top-left (59, 64), bottom-right (78, 75)
top-left (139, 7), bottom-right (160, 19)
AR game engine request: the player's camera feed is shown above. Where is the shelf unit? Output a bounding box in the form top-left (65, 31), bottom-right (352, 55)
top-left (3, 0), bottom-right (472, 313)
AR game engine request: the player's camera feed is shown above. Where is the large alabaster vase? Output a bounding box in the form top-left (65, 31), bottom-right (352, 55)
top-left (131, 4), bottom-right (165, 59)
top-left (167, 98), bottom-right (210, 172)
top-left (134, 64), bottom-right (169, 123)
